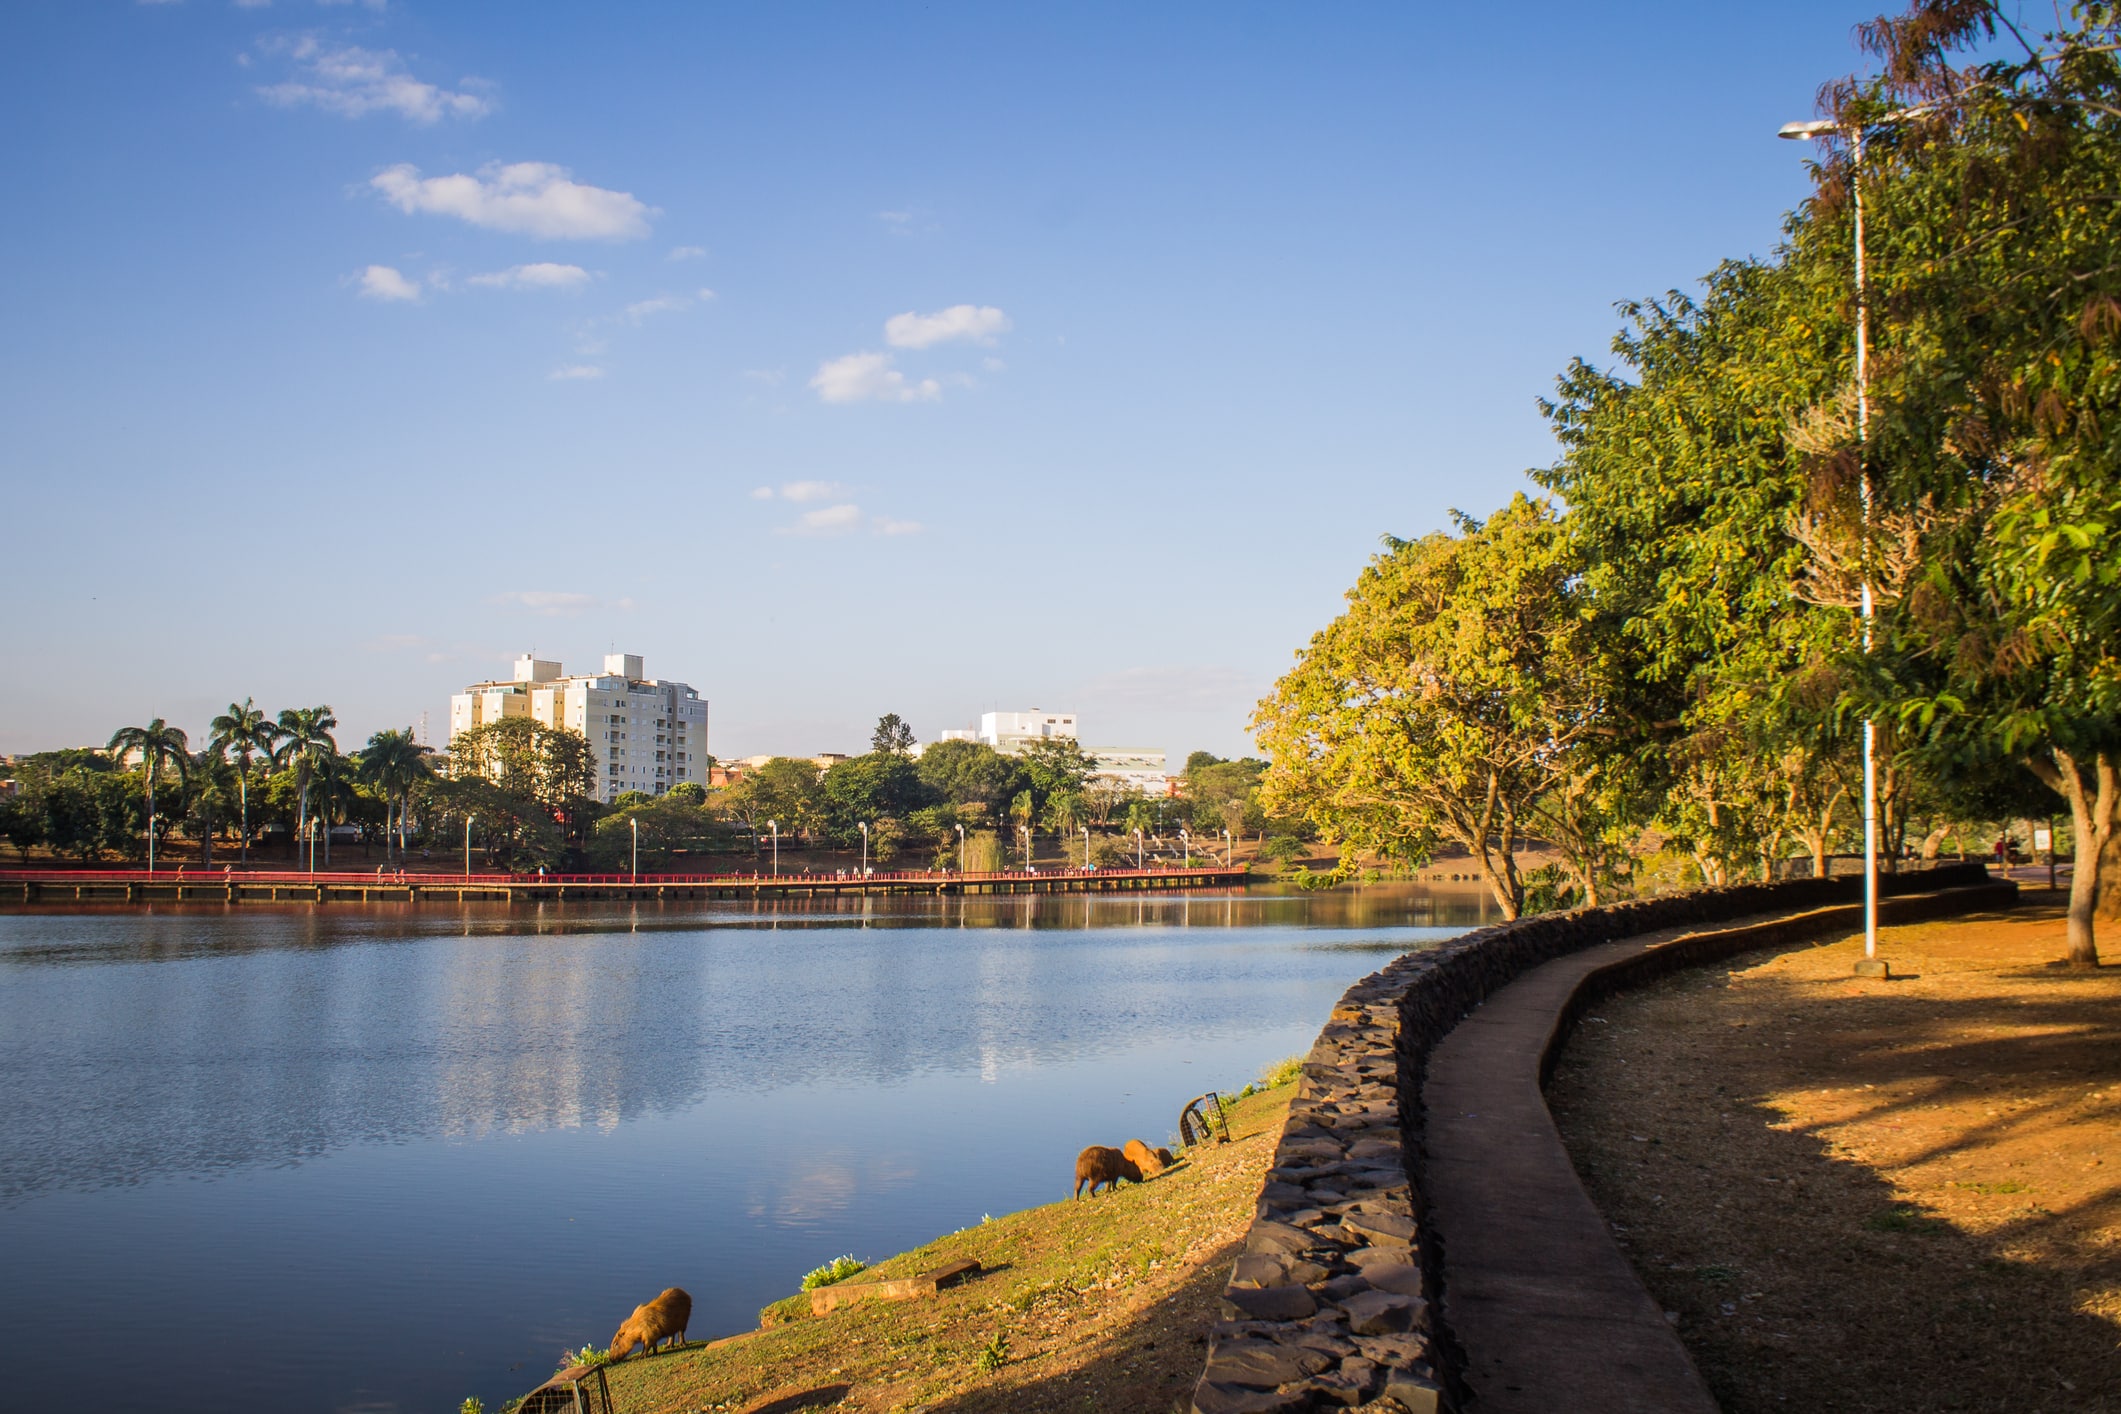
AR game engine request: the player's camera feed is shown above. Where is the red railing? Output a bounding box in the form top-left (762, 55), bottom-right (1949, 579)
top-left (3, 864), bottom-right (1244, 887)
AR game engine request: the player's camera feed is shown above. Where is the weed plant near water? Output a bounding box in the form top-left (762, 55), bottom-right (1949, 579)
top-left (801, 1255), bottom-right (868, 1291)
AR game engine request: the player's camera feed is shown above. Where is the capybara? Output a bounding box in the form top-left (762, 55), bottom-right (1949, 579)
top-left (1074, 1144), bottom-right (1142, 1198)
top-left (1122, 1138), bottom-right (1171, 1178)
top-left (609, 1286), bottom-right (692, 1360)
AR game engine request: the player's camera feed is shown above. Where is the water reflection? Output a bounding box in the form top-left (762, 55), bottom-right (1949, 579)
top-left (0, 885), bottom-right (1476, 1414)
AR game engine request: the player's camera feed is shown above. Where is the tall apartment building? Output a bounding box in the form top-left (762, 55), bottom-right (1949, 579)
top-left (449, 653), bottom-right (709, 803)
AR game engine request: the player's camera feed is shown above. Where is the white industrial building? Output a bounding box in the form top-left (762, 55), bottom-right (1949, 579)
top-left (934, 709), bottom-right (1169, 796)
top-left (449, 653), bottom-right (709, 803)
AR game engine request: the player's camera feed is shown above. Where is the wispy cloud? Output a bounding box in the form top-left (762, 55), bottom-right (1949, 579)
top-left (622, 293), bottom-right (687, 322)
top-left (257, 38), bottom-right (489, 122)
top-left (467, 262), bottom-right (592, 290)
top-left (771, 501), bottom-right (923, 538)
top-left (488, 590), bottom-right (634, 616)
top-left (547, 364), bottom-right (605, 381)
top-left (667, 245), bottom-right (707, 261)
top-left (352, 264), bottom-right (420, 301)
top-left (810, 351), bottom-right (940, 404)
top-left (885, 304), bottom-right (1011, 349)
top-left (371, 161), bottom-right (653, 240)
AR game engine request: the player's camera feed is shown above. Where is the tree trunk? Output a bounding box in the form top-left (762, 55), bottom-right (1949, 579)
top-left (2027, 747), bottom-right (2114, 968)
top-left (2098, 830), bottom-right (2121, 925)
top-left (238, 767), bottom-right (250, 865)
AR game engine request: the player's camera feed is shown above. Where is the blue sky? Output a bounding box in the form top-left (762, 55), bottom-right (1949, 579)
top-left (3, 1), bottom-right (1886, 763)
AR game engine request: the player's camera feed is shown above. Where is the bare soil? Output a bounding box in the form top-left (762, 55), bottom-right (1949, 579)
top-left (1547, 895), bottom-right (2121, 1413)
top-left (593, 1084), bottom-right (1293, 1414)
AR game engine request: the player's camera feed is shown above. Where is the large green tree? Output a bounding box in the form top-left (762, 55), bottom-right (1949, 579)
top-left (1254, 495), bottom-right (1606, 918)
top-left (208, 698), bottom-right (275, 864)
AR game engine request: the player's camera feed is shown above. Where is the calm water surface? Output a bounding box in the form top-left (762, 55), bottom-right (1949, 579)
top-left (0, 885), bottom-right (1487, 1414)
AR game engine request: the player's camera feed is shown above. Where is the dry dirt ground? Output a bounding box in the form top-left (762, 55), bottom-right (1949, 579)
top-left (593, 1085), bottom-right (1293, 1414)
top-left (1547, 895), bottom-right (2121, 1414)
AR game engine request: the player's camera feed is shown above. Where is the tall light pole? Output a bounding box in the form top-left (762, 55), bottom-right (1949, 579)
top-left (1779, 107), bottom-right (1925, 978)
top-left (630, 817), bottom-right (639, 881)
top-left (769, 820), bottom-right (779, 876)
top-left (1018, 823), bottom-right (1031, 870)
top-left (1134, 827), bottom-right (1144, 869)
top-left (1081, 825), bottom-right (1090, 872)
top-left (859, 821), bottom-right (870, 875)
top-left (955, 821), bottom-right (966, 874)
top-left (464, 813), bottom-right (476, 877)
top-left (1181, 828), bottom-right (1190, 868)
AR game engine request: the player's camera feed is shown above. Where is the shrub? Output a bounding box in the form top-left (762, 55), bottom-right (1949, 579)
top-left (975, 1332), bottom-right (1010, 1373)
top-left (1258, 1055), bottom-right (1304, 1090)
top-left (801, 1255), bottom-right (868, 1291)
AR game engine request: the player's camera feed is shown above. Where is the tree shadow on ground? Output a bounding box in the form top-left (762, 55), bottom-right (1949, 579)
top-left (1549, 931), bottom-right (2121, 1414)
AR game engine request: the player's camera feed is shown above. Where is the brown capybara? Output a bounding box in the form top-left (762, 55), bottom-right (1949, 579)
top-left (609, 1286), bottom-right (692, 1360)
top-left (1074, 1144), bottom-right (1142, 1198)
top-left (1122, 1138), bottom-right (1171, 1178)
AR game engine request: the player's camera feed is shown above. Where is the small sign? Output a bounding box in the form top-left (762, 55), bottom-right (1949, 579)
top-left (2034, 827), bottom-right (2053, 852)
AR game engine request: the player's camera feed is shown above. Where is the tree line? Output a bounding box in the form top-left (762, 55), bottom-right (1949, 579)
top-left (3, 702), bottom-right (1273, 876)
top-left (1255, 0), bottom-right (2121, 963)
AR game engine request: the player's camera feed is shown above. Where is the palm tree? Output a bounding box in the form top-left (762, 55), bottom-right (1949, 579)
top-left (272, 705), bottom-right (338, 868)
top-left (107, 718), bottom-right (190, 872)
top-left (208, 698), bottom-right (276, 865)
top-left (356, 728), bottom-right (433, 863)
top-left (309, 750), bottom-right (353, 868)
top-left (184, 749), bottom-right (238, 866)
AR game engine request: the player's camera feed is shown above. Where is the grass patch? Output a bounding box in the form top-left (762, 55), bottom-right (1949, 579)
top-left (1955, 1179), bottom-right (2028, 1196)
top-left (1864, 1205), bottom-right (1951, 1234)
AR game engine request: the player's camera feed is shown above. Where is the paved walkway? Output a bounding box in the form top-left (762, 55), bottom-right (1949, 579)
top-left (1421, 885), bottom-right (2015, 1413)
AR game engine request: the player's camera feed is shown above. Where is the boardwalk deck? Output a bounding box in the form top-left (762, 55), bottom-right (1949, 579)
top-left (0, 864), bottom-right (1251, 906)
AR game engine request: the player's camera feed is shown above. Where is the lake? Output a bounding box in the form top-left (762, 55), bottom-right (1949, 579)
top-left (0, 885), bottom-right (1487, 1413)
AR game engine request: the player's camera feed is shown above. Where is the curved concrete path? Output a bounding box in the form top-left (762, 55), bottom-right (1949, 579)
top-left (1421, 884), bottom-right (2016, 1414)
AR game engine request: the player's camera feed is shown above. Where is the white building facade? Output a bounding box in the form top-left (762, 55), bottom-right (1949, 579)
top-left (934, 709), bottom-right (1169, 796)
top-left (450, 653), bottom-right (709, 803)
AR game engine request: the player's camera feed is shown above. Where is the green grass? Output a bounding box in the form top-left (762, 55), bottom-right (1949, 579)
top-left (799, 1255), bottom-right (868, 1291)
top-left (1956, 1179), bottom-right (2028, 1196)
top-left (1865, 1205), bottom-right (1950, 1234)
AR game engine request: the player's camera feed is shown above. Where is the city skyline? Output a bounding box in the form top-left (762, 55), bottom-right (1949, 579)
top-left (4, 2), bottom-right (1875, 762)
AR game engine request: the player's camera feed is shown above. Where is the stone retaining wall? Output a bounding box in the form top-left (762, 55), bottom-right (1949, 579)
top-left (1187, 863), bottom-right (1996, 1414)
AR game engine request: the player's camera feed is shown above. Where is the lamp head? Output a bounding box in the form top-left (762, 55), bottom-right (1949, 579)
top-left (1778, 119), bottom-right (1835, 140)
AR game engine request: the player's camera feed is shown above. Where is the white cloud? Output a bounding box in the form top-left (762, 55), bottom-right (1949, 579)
top-left (884, 304), bottom-right (1010, 349)
top-left (257, 39), bottom-right (490, 123)
top-left (696, 287), bottom-right (717, 301)
top-left (768, 500), bottom-right (923, 537)
top-left (810, 351), bottom-right (941, 404)
top-left (467, 262), bottom-right (592, 290)
top-left (667, 245), bottom-right (707, 261)
top-left (547, 364), bottom-right (605, 381)
top-left (749, 486), bottom-right (775, 500)
top-left (788, 504), bottom-right (864, 536)
top-left (354, 264), bottom-right (420, 301)
top-left (982, 356), bottom-right (1007, 372)
top-left (623, 294), bottom-right (687, 322)
top-left (371, 161), bottom-right (653, 240)
top-left (742, 368), bottom-right (785, 387)
top-left (485, 590), bottom-right (635, 617)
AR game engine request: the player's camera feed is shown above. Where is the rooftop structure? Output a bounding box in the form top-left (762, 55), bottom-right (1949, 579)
top-left (450, 653), bottom-right (708, 803)
top-left (934, 709), bottom-right (1168, 797)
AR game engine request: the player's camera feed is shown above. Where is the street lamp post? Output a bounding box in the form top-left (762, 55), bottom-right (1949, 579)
top-left (1018, 824), bottom-right (1031, 871)
top-left (955, 822), bottom-right (966, 874)
top-left (769, 820), bottom-right (779, 876)
top-left (1222, 828), bottom-right (1232, 866)
top-left (464, 813), bottom-right (476, 877)
top-left (859, 821), bottom-right (869, 876)
top-left (630, 817), bottom-right (639, 881)
top-left (1134, 827), bottom-right (1144, 869)
top-left (1779, 107), bottom-right (1925, 978)
top-left (1081, 825), bottom-right (1090, 872)
top-left (1181, 828), bottom-right (1190, 867)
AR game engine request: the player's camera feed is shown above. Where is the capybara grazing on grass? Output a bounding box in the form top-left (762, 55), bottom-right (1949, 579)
top-left (609, 1287), bottom-right (692, 1359)
top-left (1123, 1138), bottom-right (1172, 1178)
top-left (1074, 1144), bottom-right (1142, 1198)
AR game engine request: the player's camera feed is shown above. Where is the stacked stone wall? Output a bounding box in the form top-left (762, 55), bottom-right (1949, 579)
top-left (1189, 863), bottom-right (1994, 1414)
